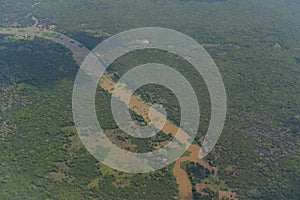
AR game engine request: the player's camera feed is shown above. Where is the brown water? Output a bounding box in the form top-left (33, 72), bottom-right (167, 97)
top-left (0, 19), bottom-right (236, 199)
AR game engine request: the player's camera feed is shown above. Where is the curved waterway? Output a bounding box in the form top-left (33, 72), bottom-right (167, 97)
top-left (0, 19), bottom-right (228, 199)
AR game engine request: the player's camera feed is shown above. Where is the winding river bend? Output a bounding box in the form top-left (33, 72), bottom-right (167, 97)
top-left (0, 17), bottom-right (89, 65)
top-left (0, 18), bottom-right (235, 200)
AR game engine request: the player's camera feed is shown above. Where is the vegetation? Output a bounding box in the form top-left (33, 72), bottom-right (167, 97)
top-left (0, 37), bottom-right (178, 199)
top-left (0, 0), bottom-right (300, 199)
top-left (0, 0), bottom-right (36, 27)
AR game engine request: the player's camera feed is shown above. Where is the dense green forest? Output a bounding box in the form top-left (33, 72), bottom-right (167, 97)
top-left (0, 0), bottom-right (300, 199)
top-left (0, 36), bottom-right (178, 199)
